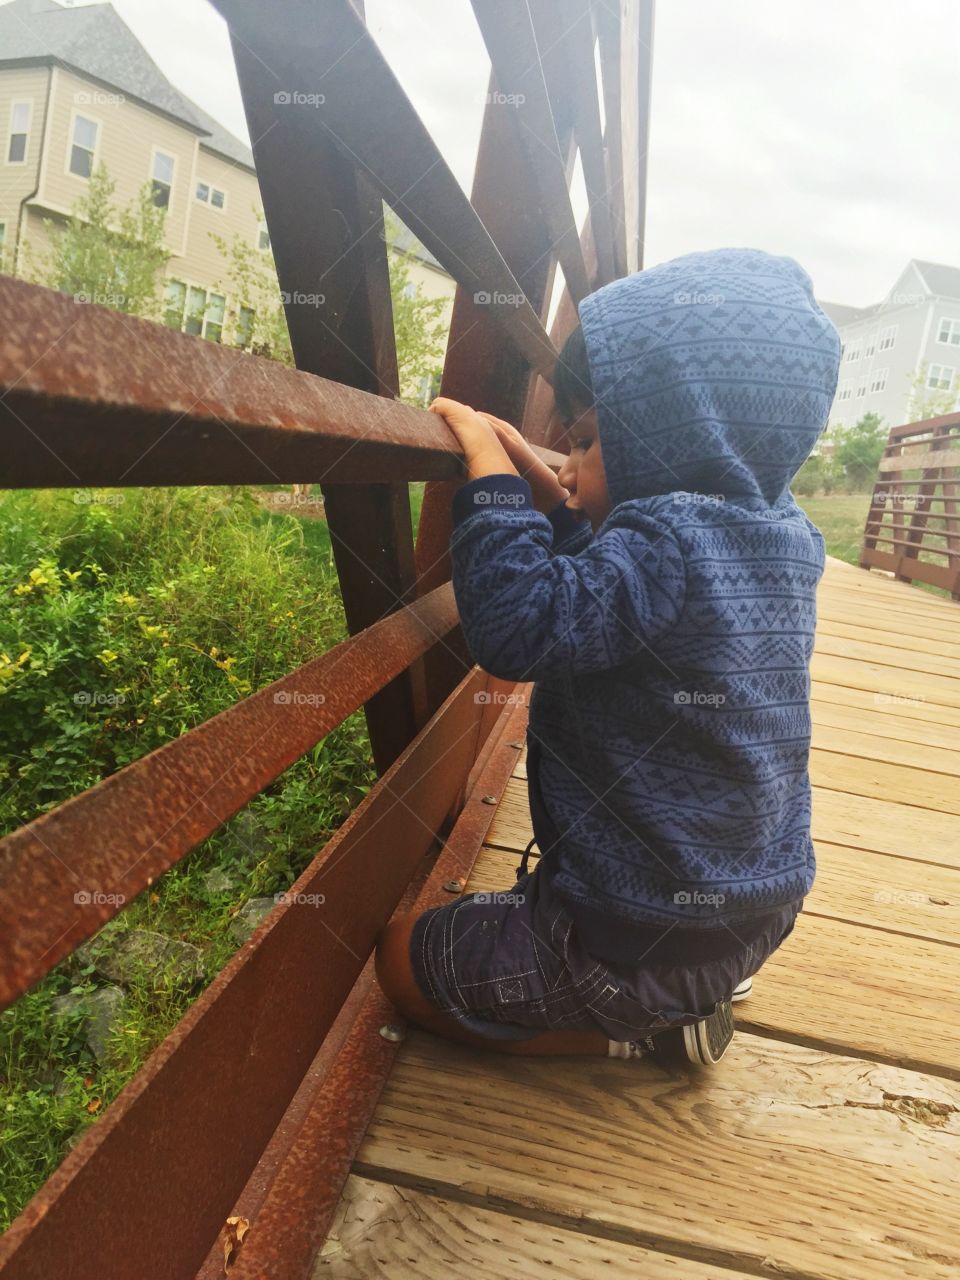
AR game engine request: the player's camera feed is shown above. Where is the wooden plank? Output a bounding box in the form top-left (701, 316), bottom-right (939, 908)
top-left (810, 677), bottom-right (960, 729)
top-left (811, 787), bottom-right (960, 868)
top-left (809, 749), bottom-right (960, 815)
top-left (810, 696), bottom-right (960, 754)
top-left (814, 618), bottom-right (960, 662)
top-left (315, 1175), bottom-right (759, 1279)
top-left (811, 721), bottom-right (959, 776)
top-left (810, 655), bottom-right (960, 715)
top-left (814, 633), bottom-right (960, 681)
top-left (353, 1032), bottom-right (960, 1280)
top-left (470, 838), bottom-right (960, 947)
top-left (501, 766), bottom-right (960, 867)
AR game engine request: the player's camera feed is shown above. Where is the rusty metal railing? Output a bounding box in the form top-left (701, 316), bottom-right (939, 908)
top-left (860, 411), bottom-right (960, 598)
top-left (0, 1), bottom-right (653, 1275)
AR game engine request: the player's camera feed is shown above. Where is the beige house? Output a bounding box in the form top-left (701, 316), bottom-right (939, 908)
top-left (1, 0), bottom-right (455, 374)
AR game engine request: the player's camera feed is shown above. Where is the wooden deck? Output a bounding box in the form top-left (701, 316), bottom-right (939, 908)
top-left (317, 557), bottom-right (960, 1280)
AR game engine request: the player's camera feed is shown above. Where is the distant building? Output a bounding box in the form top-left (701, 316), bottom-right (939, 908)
top-left (0, 0), bottom-right (454, 362)
top-left (819, 260), bottom-right (960, 430)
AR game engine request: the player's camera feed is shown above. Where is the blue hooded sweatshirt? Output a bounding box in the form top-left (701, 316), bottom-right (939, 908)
top-left (448, 248), bottom-right (841, 967)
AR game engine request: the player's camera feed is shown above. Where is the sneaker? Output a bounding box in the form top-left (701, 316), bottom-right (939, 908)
top-left (608, 998), bottom-right (735, 1067)
top-left (732, 977), bottom-right (752, 1003)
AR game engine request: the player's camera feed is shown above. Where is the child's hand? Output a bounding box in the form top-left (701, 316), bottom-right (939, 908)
top-left (477, 412), bottom-right (570, 515)
top-left (429, 398), bottom-right (519, 482)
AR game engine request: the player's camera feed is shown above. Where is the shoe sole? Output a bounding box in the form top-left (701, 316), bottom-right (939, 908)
top-left (683, 999), bottom-right (734, 1064)
top-left (732, 978), bottom-right (752, 1003)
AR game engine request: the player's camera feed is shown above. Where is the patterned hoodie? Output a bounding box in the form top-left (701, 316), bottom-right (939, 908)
top-left (448, 248), bottom-right (841, 966)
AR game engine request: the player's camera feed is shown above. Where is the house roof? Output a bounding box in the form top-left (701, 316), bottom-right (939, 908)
top-left (818, 258), bottom-right (960, 332)
top-left (390, 222), bottom-right (446, 273)
top-left (911, 260), bottom-right (960, 299)
top-left (0, 0), bottom-right (255, 171)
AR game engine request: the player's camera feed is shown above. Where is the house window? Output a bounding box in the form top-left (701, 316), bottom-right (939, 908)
top-left (863, 332), bottom-right (877, 358)
top-left (257, 220), bottom-right (270, 252)
top-left (937, 318), bottom-right (960, 346)
top-left (163, 279), bottom-right (187, 328)
top-left (180, 285), bottom-right (225, 341)
top-left (237, 305), bottom-right (255, 347)
top-left (195, 182), bottom-right (226, 209)
top-left (927, 364), bottom-right (954, 391)
top-left (152, 151), bottom-right (175, 208)
top-left (878, 324), bottom-right (897, 351)
top-left (837, 384), bottom-right (852, 402)
top-left (69, 114), bottom-right (98, 177)
top-left (7, 101), bottom-right (31, 164)
top-left (856, 378), bottom-right (867, 398)
top-left (204, 292), bottom-right (225, 342)
top-left (845, 341), bottom-right (861, 362)
top-left (869, 369), bottom-right (887, 394)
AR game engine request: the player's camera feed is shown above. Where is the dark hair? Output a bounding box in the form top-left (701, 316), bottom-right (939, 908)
top-left (552, 323), bottom-right (594, 427)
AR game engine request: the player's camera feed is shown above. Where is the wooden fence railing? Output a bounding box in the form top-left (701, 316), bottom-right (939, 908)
top-left (860, 411), bottom-right (960, 598)
top-left (0, 2), bottom-right (653, 1276)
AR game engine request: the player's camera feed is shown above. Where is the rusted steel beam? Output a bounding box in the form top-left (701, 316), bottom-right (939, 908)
top-left (193, 675), bottom-right (522, 1280)
top-left (0, 667), bottom-right (489, 1280)
top-left (414, 4), bottom-right (583, 712)
top-left (0, 584), bottom-right (459, 1013)
top-left (226, 1), bottom-right (429, 774)
top-left (217, 694), bottom-right (531, 1280)
top-left (593, 0), bottom-right (628, 279)
top-left (0, 276), bottom-right (465, 488)
top-left (470, 0), bottom-right (591, 305)
top-left (557, 0), bottom-right (617, 287)
top-left (212, 0), bottom-right (557, 379)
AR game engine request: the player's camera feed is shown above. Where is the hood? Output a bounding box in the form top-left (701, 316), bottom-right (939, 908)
top-left (577, 247), bottom-right (841, 511)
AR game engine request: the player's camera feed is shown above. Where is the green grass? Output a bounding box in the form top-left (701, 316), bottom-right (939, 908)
top-left (0, 484), bottom-right (387, 1227)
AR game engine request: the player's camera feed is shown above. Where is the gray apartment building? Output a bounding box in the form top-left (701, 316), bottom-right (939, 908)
top-left (819, 260), bottom-right (960, 431)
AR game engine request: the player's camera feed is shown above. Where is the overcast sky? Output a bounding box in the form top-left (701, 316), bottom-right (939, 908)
top-left (34, 0), bottom-right (960, 307)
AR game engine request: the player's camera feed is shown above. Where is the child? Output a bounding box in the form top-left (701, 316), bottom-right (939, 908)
top-left (375, 247), bottom-right (841, 1066)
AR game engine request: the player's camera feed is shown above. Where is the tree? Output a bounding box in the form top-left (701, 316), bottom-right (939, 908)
top-left (832, 411), bottom-right (888, 491)
top-left (209, 204), bottom-right (448, 403)
top-left (25, 163), bottom-right (169, 320)
top-left (906, 360), bottom-right (958, 423)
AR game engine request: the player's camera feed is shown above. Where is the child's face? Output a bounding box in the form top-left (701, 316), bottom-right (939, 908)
top-left (556, 406), bottom-right (611, 531)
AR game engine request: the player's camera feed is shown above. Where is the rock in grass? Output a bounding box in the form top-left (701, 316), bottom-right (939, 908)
top-left (80, 929), bottom-right (205, 990)
top-left (229, 897), bottom-right (276, 945)
top-left (203, 868), bottom-right (238, 896)
top-left (51, 985), bottom-right (126, 1062)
